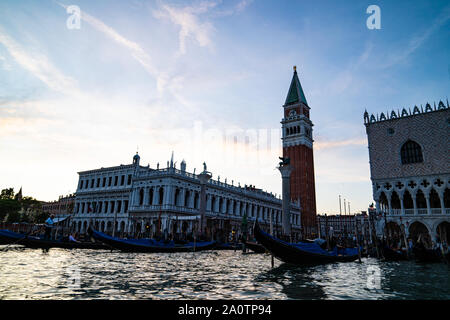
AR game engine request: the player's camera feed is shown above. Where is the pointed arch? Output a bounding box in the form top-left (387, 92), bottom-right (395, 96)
top-left (416, 190), bottom-right (426, 208)
top-left (391, 191), bottom-right (401, 209)
top-left (429, 188), bottom-right (441, 208)
top-left (444, 188), bottom-right (450, 208)
top-left (403, 190), bottom-right (413, 209)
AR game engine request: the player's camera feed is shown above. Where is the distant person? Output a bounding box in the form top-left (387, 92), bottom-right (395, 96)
top-left (69, 233), bottom-right (79, 243)
top-left (408, 238), bottom-right (414, 251)
top-left (44, 215), bottom-right (55, 240)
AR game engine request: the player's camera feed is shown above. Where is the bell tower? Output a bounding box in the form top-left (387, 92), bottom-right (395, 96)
top-left (281, 66), bottom-right (317, 235)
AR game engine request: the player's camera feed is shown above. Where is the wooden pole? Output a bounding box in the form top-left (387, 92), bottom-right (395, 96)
top-left (354, 215), bottom-right (362, 262)
top-left (439, 227), bottom-right (447, 264)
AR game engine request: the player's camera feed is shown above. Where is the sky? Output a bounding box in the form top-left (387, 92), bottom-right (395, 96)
top-left (0, 0), bottom-right (449, 214)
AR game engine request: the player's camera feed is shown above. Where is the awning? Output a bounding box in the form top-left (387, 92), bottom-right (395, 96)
top-left (53, 216), bottom-right (70, 223)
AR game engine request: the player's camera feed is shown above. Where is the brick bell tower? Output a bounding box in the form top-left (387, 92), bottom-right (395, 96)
top-left (281, 66), bottom-right (317, 235)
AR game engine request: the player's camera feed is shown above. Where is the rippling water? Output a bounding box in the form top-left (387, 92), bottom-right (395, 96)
top-left (0, 246), bottom-right (449, 299)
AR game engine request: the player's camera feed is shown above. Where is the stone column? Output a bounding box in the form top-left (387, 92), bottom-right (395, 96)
top-left (198, 170), bottom-right (212, 236)
top-left (143, 187), bottom-right (149, 206)
top-left (131, 188), bottom-right (137, 206)
top-left (278, 164), bottom-right (293, 236)
top-left (189, 191), bottom-right (195, 209)
top-left (439, 191), bottom-right (445, 214)
top-left (412, 191), bottom-right (417, 215)
top-left (206, 194), bottom-right (211, 211)
top-left (269, 208), bottom-right (274, 235)
top-left (425, 194), bottom-right (431, 215)
top-left (163, 186), bottom-right (170, 206)
top-left (400, 192), bottom-right (405, 215)
top-left (112, 201), bottom-right (118, 237)
top-left (387, 195), bottom-right (392, 215)
top-left (214, 197), bottom-right (220, 213)
top-left (180, 188), bottom-right (187, 207)
top-left (152, 187), bottom-right (159, 205)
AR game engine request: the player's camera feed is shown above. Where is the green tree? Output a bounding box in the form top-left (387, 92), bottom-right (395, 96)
top-left (33, 211), bottom-right (49, 224)
top-left (5, 210), bottom-right (21, 223)
top-left (0, 188), bottom-right (15, 200)
top-left (0, 198), bottom-right (21, 222)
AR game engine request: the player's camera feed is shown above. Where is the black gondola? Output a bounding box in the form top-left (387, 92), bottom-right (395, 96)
top-left (412, 244), bottom-right (443, 263)
top-left (215, 242), bottom-right (242, 250)
top-left (381, 245), bottom-right (409, 261)
top-left (253, 222), bottom-right (359, 265)
top-left (90, 228), bottom-right (216, 253)
top-left (244, 241), bottom-right (266, 253)
top-left (0, 229), bottom-right (108, 250)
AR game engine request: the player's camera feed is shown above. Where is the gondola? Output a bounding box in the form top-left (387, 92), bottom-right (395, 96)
top-left (89, 228), bottom-right (216, 253)
top-left (243, 241), bottom-right (266, 253)
top-left (215, 242), bottom-right (242, 250)
top-left (381, 245), bottom-right (409, 261)
top-left (253, 222), bottom-right (360, 265)
top-left (412, 244), bottom-right (443, 263)
top-left (0, 229), bottom-right (108, 250)
top-left (444, 252), bottom-right (450, 264)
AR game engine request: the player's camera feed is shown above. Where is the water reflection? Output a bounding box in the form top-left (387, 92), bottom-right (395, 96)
top-left (0, 247), bottom-right (449, 299)
top-left (256, 263), bottom-right (326, 299)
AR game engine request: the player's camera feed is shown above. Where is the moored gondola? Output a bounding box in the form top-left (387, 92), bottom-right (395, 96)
top-left (90, 228), bottom-right (216, 253)
top-left (381, 245), bottom-right (409, 261)
top-left (215, 242), bottom-right (242, 250)
top-left (253, 222), bottom-right (359, 265)
top-left (244, 241), bottom-right (266, 253)
top-left (0, 229), bottom-right (108, 250)
top-left (412, 244), bottom-right (443, 263)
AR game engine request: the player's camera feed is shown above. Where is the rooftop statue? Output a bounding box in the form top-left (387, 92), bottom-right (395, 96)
top-left (278, 156), bottom-right (290, 167)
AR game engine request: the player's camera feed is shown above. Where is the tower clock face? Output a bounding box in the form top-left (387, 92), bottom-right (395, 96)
top-left (289, 109), bottom-right (297, 116)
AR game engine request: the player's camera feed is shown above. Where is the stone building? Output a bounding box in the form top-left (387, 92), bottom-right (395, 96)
top-left (364, 100), bottom-right (450, 243)
top-left (71, 153), bottom-right (302, 241)
top-left (317, 213), bottom-right (370, 239)
top-left (42, 194), bottom-right (75, 217)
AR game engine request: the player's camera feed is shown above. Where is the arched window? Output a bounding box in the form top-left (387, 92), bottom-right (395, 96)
top-left (400, 140), bottom-right (423, 164)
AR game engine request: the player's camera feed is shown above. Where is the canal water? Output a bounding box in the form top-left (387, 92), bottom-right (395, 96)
top-left (0, 246), bottom-right (449, 299)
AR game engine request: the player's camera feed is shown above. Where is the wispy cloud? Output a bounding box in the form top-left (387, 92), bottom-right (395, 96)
top-left (213, 0), bottom-right (254, 17)
top-left (57, 2), bottom-right (160, 79)
top-left (0, 27), bottom-right (79, 97)
top-left (153, 1), bottom-right (218, 55)
top-left (152, 0), bottom-right (253, 56)
top-left (315, 137), bottom-right (367, 151)
top-left (382, 5), bottom-right (450, 68)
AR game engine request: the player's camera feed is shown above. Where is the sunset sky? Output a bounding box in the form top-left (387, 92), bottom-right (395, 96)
top-left (0, 0), bottom-right (449, 214)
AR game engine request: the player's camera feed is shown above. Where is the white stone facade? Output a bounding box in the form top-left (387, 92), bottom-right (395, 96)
top-left (71, 154), bottom-right (302, 239)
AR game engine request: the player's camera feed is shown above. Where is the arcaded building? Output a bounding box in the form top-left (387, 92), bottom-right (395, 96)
top-left (71, 153), bottom-right (302, 241)
top-left (364, 100), bottom-right (450, 242)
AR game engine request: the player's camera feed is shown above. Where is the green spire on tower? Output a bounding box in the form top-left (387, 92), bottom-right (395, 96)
top-left (285, 66), bottom-right (308, 106)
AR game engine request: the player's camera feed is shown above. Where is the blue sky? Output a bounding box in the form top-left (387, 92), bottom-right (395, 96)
top-left (0, 0), bottom-right (449, 214)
